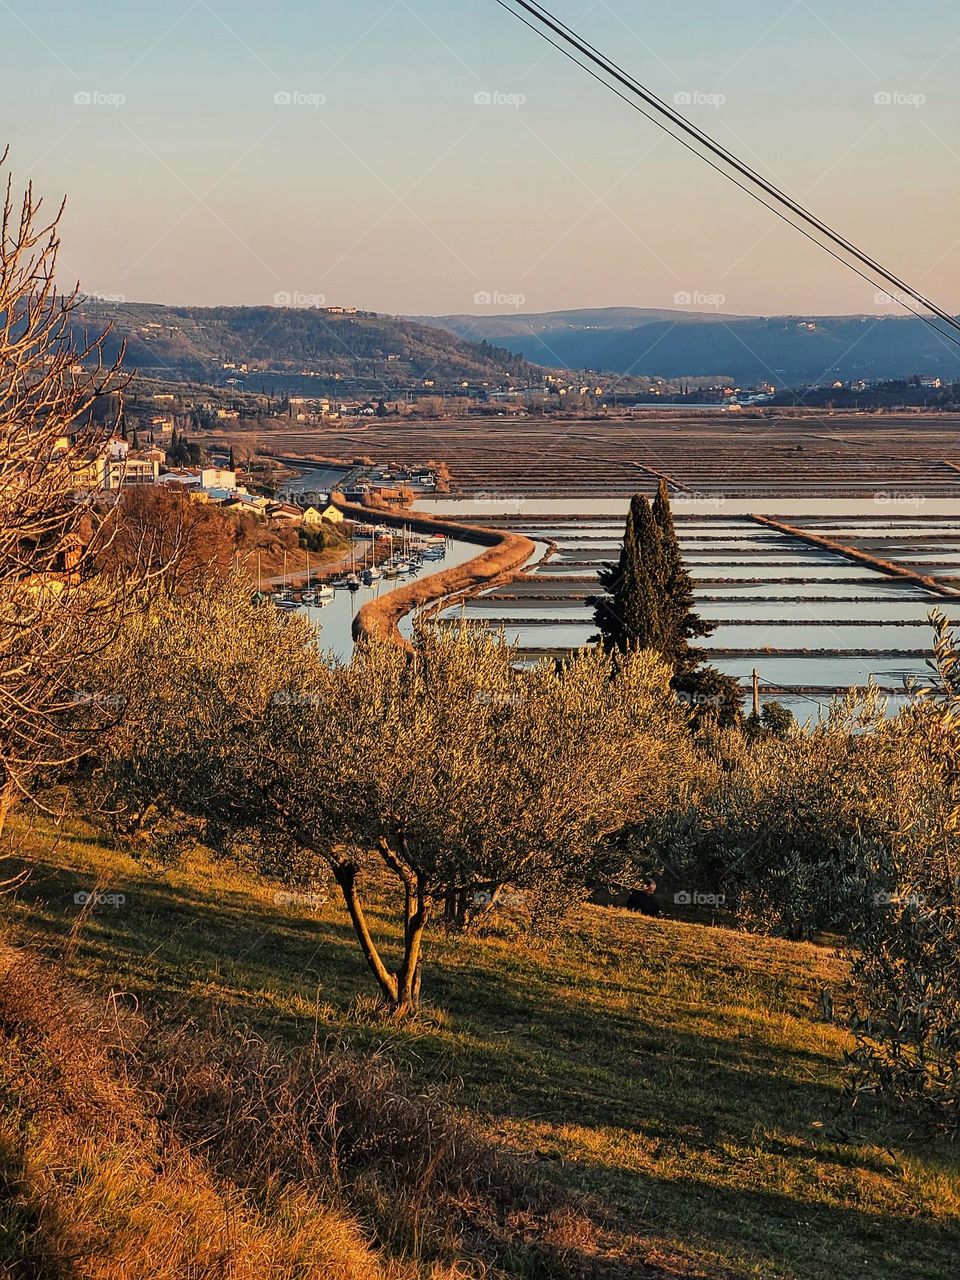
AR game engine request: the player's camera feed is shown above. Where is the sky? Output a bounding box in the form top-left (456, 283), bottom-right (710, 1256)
top-left (2, 0), bottom-right (958, 318)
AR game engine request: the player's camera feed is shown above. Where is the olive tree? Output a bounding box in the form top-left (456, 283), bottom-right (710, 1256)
top-left (845, 614), bottom-right (960, 1130)
top-left (97, 579), bottom-right (693, 1015)
top-left (654, 685), bottom-right (934, 939)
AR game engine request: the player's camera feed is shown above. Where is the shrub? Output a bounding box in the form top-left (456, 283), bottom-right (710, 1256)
top-left (845, 615), bottom-right (960, 1131)
top-left (659, 687), bottom-right (937, 939)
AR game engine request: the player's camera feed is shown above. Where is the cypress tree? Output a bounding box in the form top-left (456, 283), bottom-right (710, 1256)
top-left (592, 495), bottom-right (662, 653)
top-left (652, 478), bottom-right (715, 676)
top-left (596, 483), bottom-right (743, 724)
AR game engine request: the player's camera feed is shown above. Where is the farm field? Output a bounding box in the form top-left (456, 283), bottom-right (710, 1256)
top-left (255, 412), bottom-right (960, 501)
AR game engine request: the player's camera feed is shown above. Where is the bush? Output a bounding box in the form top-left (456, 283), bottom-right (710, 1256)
top-left (845, 616), bottom-right (960, 1130)
top-left (659, 687), bottom-right (936, 939)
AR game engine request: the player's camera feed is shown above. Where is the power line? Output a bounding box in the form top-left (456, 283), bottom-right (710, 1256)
top-left (495, 0), bottom-right (960, 352)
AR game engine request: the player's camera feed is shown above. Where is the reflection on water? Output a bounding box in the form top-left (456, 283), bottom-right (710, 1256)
top-left (277, 482), bottom-right (959, 707)
top-left (702, 624), bottom-right (935, 652)
top-left (297, 536), bottom-right (485, 662)
top-left (693, 581), bottom-right (933, 599)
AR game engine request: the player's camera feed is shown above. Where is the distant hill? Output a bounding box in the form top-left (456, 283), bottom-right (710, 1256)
top-left (419, 307), bottom-right (960, 387)
top-left (71, 301), bottom-right (541, 390)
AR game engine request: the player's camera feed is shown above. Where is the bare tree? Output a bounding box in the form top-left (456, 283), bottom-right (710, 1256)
top-left (0, 149), bottom-right (127, 832)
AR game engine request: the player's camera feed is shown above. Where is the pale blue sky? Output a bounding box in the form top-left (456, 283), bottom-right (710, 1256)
top-left (2, 0), bottom-right (958, 316)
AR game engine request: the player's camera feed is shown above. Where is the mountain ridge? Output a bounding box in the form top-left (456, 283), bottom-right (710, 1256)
top-left (70, 300), bottom-right (542, 389)
top-left (417, 307), bottom-right (960, 385)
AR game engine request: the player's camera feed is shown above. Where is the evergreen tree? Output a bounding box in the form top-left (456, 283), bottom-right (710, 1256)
top-left (228, 446), bottom-right (236, 470)
top-left (596, 484), bottom-right (743, 724)
top-left (132, 430), bottom-right (140, 450)
top-left (592, 495), bottom-right (662, 653)
top-left (652, 478), bottom-right (715, 677)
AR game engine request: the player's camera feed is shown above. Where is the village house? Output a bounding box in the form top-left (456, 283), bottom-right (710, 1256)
top-left (266, 502), bottom-right (304, 526)
top-left (74, 438), bottom-right (161, 491)
top-left (302, 503), bottom-right (344, 527)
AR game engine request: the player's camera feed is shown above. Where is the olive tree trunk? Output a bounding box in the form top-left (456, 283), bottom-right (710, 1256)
top-left (332, 860), bottom-right (429, 1018)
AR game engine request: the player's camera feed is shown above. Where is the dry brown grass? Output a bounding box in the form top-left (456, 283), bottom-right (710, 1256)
top-left (0, 942), bottom-right (385, 1280)
top-left (0, 939), bottom-right (619, 1280)
top-left (141, 1010), bottom-right (615, 1278)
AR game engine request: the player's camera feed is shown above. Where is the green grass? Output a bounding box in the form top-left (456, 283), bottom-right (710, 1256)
top-left (4, 813), bottom-right (960, 1280)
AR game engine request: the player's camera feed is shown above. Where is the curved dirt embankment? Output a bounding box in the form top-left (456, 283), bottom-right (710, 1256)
top-left (418, 536), bottom-right (560, 630)
top-left (331, 497), bottom-right (537, 648)
top-left (750, 514), bottom-right (960, 599)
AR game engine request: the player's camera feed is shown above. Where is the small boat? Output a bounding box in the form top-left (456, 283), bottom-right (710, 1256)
top-left (345, 573), bottom-right (361, 591)
top-left (315, 583), bottom-right (335, 601)
top-left (395, 559), bottom-right (412, 575)
top-left (381, 563), bottom-right (398, 579)
top-left (300, 553), bottom-right (315, 607)
top-left (274, 598), bottom-right (301, 612)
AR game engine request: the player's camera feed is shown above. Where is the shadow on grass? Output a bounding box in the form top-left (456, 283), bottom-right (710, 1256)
top-left (3, 833), bottom-right (960, 1280)
top-left (0, 1134), bottom-right (79, 1280)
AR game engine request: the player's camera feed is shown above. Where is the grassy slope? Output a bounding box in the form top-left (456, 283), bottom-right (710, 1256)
top-left (3, 813), bottom-right (959, 1280)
